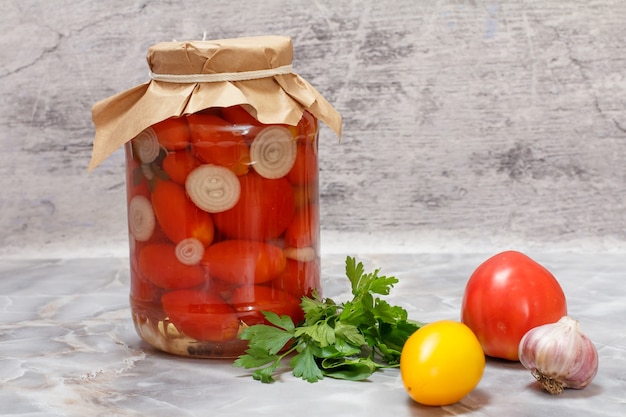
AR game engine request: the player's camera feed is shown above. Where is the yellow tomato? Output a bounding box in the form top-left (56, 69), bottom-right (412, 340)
top-left (400, 320), bottom-right (485, 406)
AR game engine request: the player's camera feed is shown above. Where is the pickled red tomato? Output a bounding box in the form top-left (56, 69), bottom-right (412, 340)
top-left (151, 117), bottom-right (191, 151)
top-left (187, 113), bottom-right (251, 175)
top-left (212, 172), bottom-right (296, 241)
top-left (221, 105), bottom-right (318, 143)
top-left (151, 180), bottom-right (214, 246)
top-left (285, 204), bottom-right (319, 248)
top-left (292, 180), bottom-right (319, 209)
top-left (201, 240), bottom-right (287, 285)
top-left (271, 258), bottom-right (321, 299)
top-left (161, 289), bottom-right (240, 342)
top-left (130, 262), bottom-right (162, 304)
top-left (162, 150), bottom-right (199, 185)
top-left (221, 105), bottom-right (263, 130)
top-left (296, 109), bottom-right (318, 142)
top-left (231, 285), bottom-right (304, 326)
top-left (287, 142), bottom-right (318, 185)
top-left (138, 243), bottom-right (207, 290)
top-left (287, 111), bottom-right (318, 185)
top-left (204, 277), bottom-right (238, 301)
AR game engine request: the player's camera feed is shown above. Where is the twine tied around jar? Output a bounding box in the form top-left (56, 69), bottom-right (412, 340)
top-left (149, 64), bottom-right (294, 83)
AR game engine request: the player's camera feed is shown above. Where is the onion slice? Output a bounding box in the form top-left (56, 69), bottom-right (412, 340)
top-left (284, 246), bottom-right (317, 262)
top-left (132, 127), bottom-right (161, 164)
top-left (185, 164), bottom-right (241, 213)
top-left (250, 126), bottom-right (297, 179)
top-left (128, 195), bottom-right (156, 242)
top-left (175, 237), bottom-right (205, 265)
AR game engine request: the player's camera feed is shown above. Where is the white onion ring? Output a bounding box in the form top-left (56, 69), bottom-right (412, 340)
top-left (250, 126), bottom-right (297, 179)
top-left (132, 127), bottom-right (160, 164)
top-left (284, 246), bottom-right (317, 262)
top-left (185, 164), bottom-right (241, 213)
top-left (175, 237), bottom-right (205, 265)
top-left (128, 195), bottom-right (156, 241)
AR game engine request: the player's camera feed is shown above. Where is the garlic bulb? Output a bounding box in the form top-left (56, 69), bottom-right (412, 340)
top-left (518, 316), bottom-right (598, 395)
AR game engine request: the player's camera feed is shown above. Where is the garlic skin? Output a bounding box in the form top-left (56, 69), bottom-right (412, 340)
top-left (518, 316), bottom-right (599, 395)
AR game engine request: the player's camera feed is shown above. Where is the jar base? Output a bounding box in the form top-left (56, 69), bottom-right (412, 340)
top-left (132, 312), bottom-right (249, 358)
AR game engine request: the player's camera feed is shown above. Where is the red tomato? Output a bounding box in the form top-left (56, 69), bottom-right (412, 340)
top-left (231, 285), bottom-right (304, 326)
top-left (162, 150), bottom-right (199, 185)
top-left (461, 251), bottom-right (567, 361)
top-left (130, 262), bottom-right (162, 304)
top-left (201, 240), bottom-right (287, 285)
top-left (187, 113), bottom-right (250, 175)
top-left (286, 143), bottom-right (318, 185)
top-left (204, 277), bottom-right (238, 302)
top-left (271, 258), bottom-right (321, 299)
top-left (296, 110), bottom-right (318, 143)
top-left (292, 181), bottom-right (319, 209)
top-left (212, 172), bottom-right (296, 241)
top-left (151, 180), bottom-right (214, 246)
top-left (152, 117), bottom-right (191, 151)
top-left (138, 243), bottom-right (207, 290)
top-left (221, 105), bottom-right (263, 126)
top-left (161, 289), bottom-right (240, 342)
top-left (221, 106), bottom-right (266, 141)
top-left (285, 204), bottom-right (319, 248)
top-left (129, 260), bottom-right (165, 324)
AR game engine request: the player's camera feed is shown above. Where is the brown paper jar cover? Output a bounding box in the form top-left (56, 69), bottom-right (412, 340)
top-left (89, 35), bottom-right (342, 170)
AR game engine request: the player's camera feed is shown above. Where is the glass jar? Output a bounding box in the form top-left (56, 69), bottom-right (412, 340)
top-left (89, 36), bottom-right (341, 357)
top-left (125, 106), bottom-right (320, 357)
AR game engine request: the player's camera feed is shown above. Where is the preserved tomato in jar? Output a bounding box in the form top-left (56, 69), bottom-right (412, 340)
top-left (90, 36), bottom-right (341, 358)
top-left (126, 109), bottom-right (320, 356)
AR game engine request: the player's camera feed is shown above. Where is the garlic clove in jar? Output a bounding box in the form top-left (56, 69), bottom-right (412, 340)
top-left (518, 316), bottom-right (599, 395)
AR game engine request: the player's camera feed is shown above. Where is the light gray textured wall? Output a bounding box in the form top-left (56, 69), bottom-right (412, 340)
top-left (1, 0), bottom-right (625, 258)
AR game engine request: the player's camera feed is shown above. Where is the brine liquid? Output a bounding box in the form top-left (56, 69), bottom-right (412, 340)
top-left (125, 107), bottom-right (320, 358)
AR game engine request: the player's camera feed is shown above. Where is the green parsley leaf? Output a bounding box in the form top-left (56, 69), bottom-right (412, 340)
top-left (252, 363), bottom-right (281, 383)
top-left (373, 298), bottom-right (407, 324)
top-left (238, 323), bottom-right (293, 355)
top-left (295, 322), bottom-right (334, 347)
top-left (261, 311), bottom-right (296, 332)
top-left (329, 337), bottom-right (362, 357)
top-left (367, 273), bottom-right (399, 296)
top-left (233, 346), bottom-right (277, 368)
top-left (345, 256), bottom-right (398, 296)
top-left (334, 321), bottom-right (366, 347)
top-left (320, 357), bottom-right (380, 381)
top-left (300, 296), bottom-right (336, 325)
top-left (345, 256), bottom-right (366, 295)
top-left (290, 343), bottom-right (324, 383)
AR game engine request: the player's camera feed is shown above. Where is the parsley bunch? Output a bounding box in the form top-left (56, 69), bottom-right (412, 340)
top-left (233, 256), bottom-right (423, 383)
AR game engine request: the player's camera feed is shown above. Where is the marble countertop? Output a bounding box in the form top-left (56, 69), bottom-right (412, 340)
top-left (1, 253), bottom-right (624, 416)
